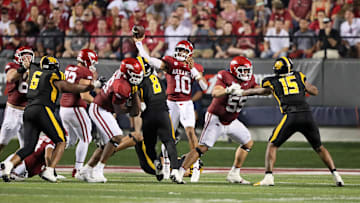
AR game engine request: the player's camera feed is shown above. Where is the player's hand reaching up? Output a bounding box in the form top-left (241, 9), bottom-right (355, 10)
top-left (186, 56), bottom-right (194, 69)
top-left (132, 35), bottom-right (145, 43)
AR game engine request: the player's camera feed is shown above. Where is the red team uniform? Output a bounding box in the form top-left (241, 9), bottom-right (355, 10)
top-left (4, 62), bottom-right (28, 107)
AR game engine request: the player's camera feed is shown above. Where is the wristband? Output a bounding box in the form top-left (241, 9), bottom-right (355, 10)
top-left (190, 68), bottom-right (201, 80)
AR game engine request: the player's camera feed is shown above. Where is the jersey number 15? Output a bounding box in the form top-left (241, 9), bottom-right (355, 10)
top-left (278, 75), bottom-right (299, 95)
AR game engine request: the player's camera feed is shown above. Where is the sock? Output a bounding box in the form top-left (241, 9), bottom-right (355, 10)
top-left (75, 140), bottom-right (89, 170)
top-left (330, 168), bottom-right (337, 174)
top-left (265, 171), bottom-right (273, 174)
top-left (98, 162), bottom-right (105, 170)
top-left (231, 166), bottom-right (240, 174)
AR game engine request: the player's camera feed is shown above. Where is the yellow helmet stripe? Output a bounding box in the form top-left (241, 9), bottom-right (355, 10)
top-left (40, 56), bottom-right (47, 69)
top-left (136, 56), bottom-right (146, 73)
top-left (281, 56), bottom-right (291, 73)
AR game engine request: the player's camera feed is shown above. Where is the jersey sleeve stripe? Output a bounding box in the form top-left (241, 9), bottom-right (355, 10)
top-left (45, 106), bottom-right (66, 142)
top-left (50, 73), bottom-right (60, 103)
top-left (299, 72), bottom-right (306, 85)
top-left (262, 80), bottom-right (272, 88)
top-left (270, 114), bottom-right (288, 143)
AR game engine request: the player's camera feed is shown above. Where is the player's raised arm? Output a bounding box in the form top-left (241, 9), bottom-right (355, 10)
top-left (186, 57), bottom-right (208, 91)
top-left (133, 36), bottom-right (166, 71)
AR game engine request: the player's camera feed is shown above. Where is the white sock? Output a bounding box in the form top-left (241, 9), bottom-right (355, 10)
top-left (231, 166), bottom-right (240, 174)
top-left (75, 140), bottom-right (89, 170)
top-left (97, 162), bottom-right (105, 170)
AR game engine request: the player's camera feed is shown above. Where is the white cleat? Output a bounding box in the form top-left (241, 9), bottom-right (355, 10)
top-left (90, 167), bottom-right (107, 183)
top-left (76, 166), bottom-right (93, 182)
top-left (170, 169), bottom-right (185, 184)
top-left (253, 174), bottom-right (274, 186)
top-left (163, 157), bottom-right (170, 180)
top-left (226, 170), bottom-right (250, 184)
top-left (41, 167), bottom-right (57, 183)
top-left (1, 161), bottom-right (14, 182)
top-left (333, 171), bottom-right (344, 187)
top-left (190, 167), bottom-right (200, 182)
top-left (56, 174), bottom-right (67, 180)
top-left (10, 172), bottom-right (26, 182)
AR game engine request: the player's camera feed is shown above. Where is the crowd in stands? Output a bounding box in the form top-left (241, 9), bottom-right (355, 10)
top-left (0, 0), bottom-right (360, 59)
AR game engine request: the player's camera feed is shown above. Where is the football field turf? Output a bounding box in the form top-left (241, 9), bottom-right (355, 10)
top-left (0, 140), bottom-right (359, 202)
top-left (0, 172), bottom-right (359, 203)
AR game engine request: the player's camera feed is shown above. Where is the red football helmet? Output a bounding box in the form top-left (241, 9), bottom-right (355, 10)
top-left (174, 40), bottom-right (193, 62)
top-left (230, 56), bottom-right (253, 81)
top-left (14, 46), bottom-right (34, 64)
top-left (120, 58), bottom-right (144, 85)
top-left (77, 49), bottom-right (98, 71)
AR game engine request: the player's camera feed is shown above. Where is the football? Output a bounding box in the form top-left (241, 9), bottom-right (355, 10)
top-left (132, 25), bottom-right (145, 38)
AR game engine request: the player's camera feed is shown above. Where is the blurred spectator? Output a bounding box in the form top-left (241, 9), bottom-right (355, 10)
top-left (288, 0), bottom-right (312, 30)
top-left (220, 0), bottom-right (237, 23)
top-left (227, 21), bottom-right (256, 58)
top-left (82, 8), bottom-right (97, 34)
top-left (214, 21), bottom-right (236, 58)
top-left (173, 4), bottom-right (192, 30)
top-left (28, 0), bottom-right (51, 17)
top-left (106, 0), bottom-right (128, 18)
top-left (36, 14), bottom-right (46, 31)
top-left (190, 15), bottom-right (216, 58)
top-left (233, 8), bottom-right (255, 35)
top-left (90, 18), bottom-right (112, 58)
top-left (0, 8), bottom-right (11, 35)
top-left (63, 19), bottom-right (90, 57)
top-left (261, 19), bottom-right (290, 58)
top-left (268, 1), bottom-right (292, 32)
top-left (91, 1), bottom-right (105, 20)
top-left (27, 6), bottom-right (40, 23)
top-left (309, 9), bottom-right (326, 34)
top-left (143, 19), bottom-right (164, 57)
top-left (129, 6), bottom-right (148, 28)
top-left (146, 0), bottom-right (171, 24)
top-left (332, 0), bottom-right (356, 31)
top-left (8, 0), bottom-right (27, 25)
top-left (310, 0), bottom-right (331, 22)
top-left (237, 0), bottom-right (256, 20)
top-left (253, 0), bottom-right (271, 35)
top-left (36, 17), bottom-right (64, 57)
top-left (51, 7), bottom-right (68, 32)
top-left (69, 3), bottom-right (84, 30)
top-left (164, 13), bottom-right (191, 56)
top-left (0, 22), bottom-right (20, 57)
top-left (340, 8), bottom-right (360, 57)
top-left (313, 17), bottom-right (341, 58)
top-left (20, 21), bottom-right (40, 48)
top-left (289, 19), bottom-right (316, 58)
top-left (111, 17), bottom-right (136, 59)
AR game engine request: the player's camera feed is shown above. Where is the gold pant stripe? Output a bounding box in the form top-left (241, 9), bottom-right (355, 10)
top-left (141, 141), bottom-right (155, 170)
top-left (270, 114), bottom-right (288, 143)
top-left (45, 106), bottom-right (65, 142)
top-left (168, 114), bottom-right (176, 140)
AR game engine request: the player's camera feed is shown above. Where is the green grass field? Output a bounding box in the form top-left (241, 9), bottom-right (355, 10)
top-left (0, 140), bottom-right (359, 202)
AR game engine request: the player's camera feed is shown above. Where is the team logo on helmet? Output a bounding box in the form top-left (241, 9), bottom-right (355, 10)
top-left (174, 40), bottom-right (193, 62)
top-left (273, 56), bottom-right (293, 75)
top-left (40, 56), bottom-right (60, 70)
top-left (230, 56), bottom-right (253, 81)
top-left (120, 58), bottom-right (144, 86)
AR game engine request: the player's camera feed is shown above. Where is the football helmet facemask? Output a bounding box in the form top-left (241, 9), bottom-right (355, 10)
top-left (120, 58), bottom-right (144, 86)
top-left (77, 49), bottom-right (98, 71)
top-left (14, 46), bottom-right (34, 65)
top-left (230, 56), bottom-right (253, 81)
top-left (273, 56), bottom-right (293, 75)
top-left (174, 40), bottom-right (193, 62)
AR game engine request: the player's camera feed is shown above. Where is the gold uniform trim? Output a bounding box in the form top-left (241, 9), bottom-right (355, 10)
top-left (141, 141), bottom-right (156, 170)
top-left (270, 114), bottom-right (288, 143)
top-left (45, 106), bottom-right (65, 142)
top-left (39, 56), bottom-right (47, 69)
top-left (299, 72), bottom-right (306, 85)
top-left (281, 56), bottom-right (291, 73)
top-left (168, 114), bottom-right (175, 140)
top-left (136, 56), bottom-right (146, 73)
top-left (49, 73), bottom-right (60, 103)
top-left (265, 81), bottom-right (283, 114)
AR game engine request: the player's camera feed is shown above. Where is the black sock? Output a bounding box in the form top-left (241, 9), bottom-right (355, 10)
top-left (265, 171), bottom-right (273, 174)
top-left (331, 168), bottom-right (337, 173)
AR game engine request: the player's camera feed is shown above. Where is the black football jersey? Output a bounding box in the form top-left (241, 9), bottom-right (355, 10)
top-left (139, 74), bottom-right (168, 114)
top-left (27, 63), bottom-right (65, 110)
top-left (261, 71), bottom-right (310, 113)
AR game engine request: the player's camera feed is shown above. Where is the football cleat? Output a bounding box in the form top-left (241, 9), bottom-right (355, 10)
top-left (170, 169), bottom-right (185, 184)
top-left (76, 166), bottom-right (92, 182)
top-left (253, 174), bottom-right (274, 186)
top-left (1, 161), bottom-right (14, 182)
top-left (163, 157), bottom-right (171, 180)
top-left (90, 165), bottom-right (107, 183)
top-left (226, 169), bottom-right (250, 184)
top-left (40, 167), bottom-right (57, 183)
top-left (333, 171), bottom-right (344, 187)
top-left (154, 160), bottom-right (164, 181)
top-left (10, 172), bottom-right (25, 182)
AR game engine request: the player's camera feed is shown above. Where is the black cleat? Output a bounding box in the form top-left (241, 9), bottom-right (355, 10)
top-left (1, 163), bottom-right (10, 182)
top-left (154, 160), bottom-right (164, 181)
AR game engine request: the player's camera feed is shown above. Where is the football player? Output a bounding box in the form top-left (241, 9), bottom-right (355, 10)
top-left (76, 58), bottom-right (143, 183)
top-left (175, 56), bottom-right (257, 184)
top-left (59, 49), bottom-right (102, 178)
top-left (133, 36), bottom-right (208, 182)
top-left (0, 47), bottom-right (34, 154)
top-left (240, 57), bottom-right (344, 187)
top-left (0, 56), bottom-right (94, 183)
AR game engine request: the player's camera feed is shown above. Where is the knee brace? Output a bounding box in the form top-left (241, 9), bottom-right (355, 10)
top-left (195, 147), bottom-right (203, 157)
top-left (241, 145), bottom-right (251, 152)
top-left (109, 138), bottom-right (120, 147)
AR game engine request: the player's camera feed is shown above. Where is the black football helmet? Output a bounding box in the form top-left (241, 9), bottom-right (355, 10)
top-left (136, 56), bottom-right (153, 77)
top-left (273, 56), bottom-right (293, 75)
top-left (40, 56), bottom-right (60, 70)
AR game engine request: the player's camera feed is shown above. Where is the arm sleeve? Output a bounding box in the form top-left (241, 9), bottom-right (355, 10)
top-left (135, 41), bottom-right (163, 69)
